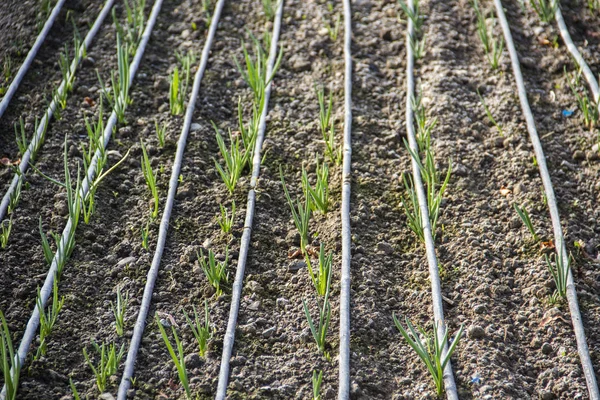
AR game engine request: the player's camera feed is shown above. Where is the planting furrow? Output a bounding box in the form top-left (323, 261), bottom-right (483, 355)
top-left (215, 1), bottom-right (285, 398)
top-left (493, 0), bottom-right (600, 398)
top-left (115, 0), bottom-right (226, 398)
top-left (0, 0), bottom-right (116, 226)
top-left (337, 0), bottom-right (352, 398)
top-left (0, 0), bottom-right (164, 398)
top-left (0, 0), bottom-right (67, 120)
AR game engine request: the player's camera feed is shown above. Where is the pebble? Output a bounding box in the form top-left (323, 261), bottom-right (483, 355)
top-left (246, 280), bottom-right (263, 294)
top-left (376, 241), bottom-right (394, 255)
top-left (288, 260), bottom-right (306, 272)
top-left (184, 353), bottom-right (203, 369)
top-left (247, 300), bottom-right (262, 311)
top-left (288, 54), bottom-right (311, 72)
top-left (513, 182), bottom-right (526, 195)
top-left (99, 393), bottom-right (115, 400)
top-left (473, 304), bottom-right (486, 314)
top-left (573, 150), bottom-right (585, 161)
top-left (117, 256), bottom-right (137, 267)
top-left (467, 325), bottom-right (485, 339)
top-left (262, 326), bottom-right (276, 338)
top-left (540, 390), bottom-right (555, 400)
top-left (190, 122), bottom-right (201, 131)
top-left (276, 297), bottom-right (289, 309)
top-left (541, 342), bottom-right (553, 355)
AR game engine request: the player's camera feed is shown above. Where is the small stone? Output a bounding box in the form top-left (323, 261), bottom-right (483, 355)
top-left (540, 390), bottom-right (555, 400)
top-left (190, 122), bottom-right (201, 131)
top-left (592, 143), bottom-right (600, 153)
top-left (117, 256), bottom-right (137, 267)
top-left (184, 353), bottom-right (204, 369)
top-left (493, 136), bottom-right (504, 148)
top-left (288, 261), bottom-right (306, 272)
top-left (541, 342), bottom-right (553, 355)
top-left (181, 29), bottom-right (191, 39)
top-left (288, 54), bottom-right (311, 72)
top-left (262, 326), bottom-right (276, 338)
top-left (99, 393), bottom-right (115, 400)
top-left (276, 297), bottom-right (289, 309)
top-left (513, 183), bottom-right (526, 195)
top-left (246, 280), bottom-right (262, 294)
top-left (81, 57), bottom-right (95, 67)
top-left (376, 241), bottom-right (394, 255)
top-left (453, 163), bottom-right (468, 177)
top-left (153, 77), bottom-right (169, 91)
top-left (467, 325), bottom-right (485, 339)
top-left (573, 150), bottom-right (585, 161)
top-left (587, 151), bottom-right (598, 161)
top-left (247, 300), bottom-right (261, 311)
top-left (473, 304), bottom-right (486, 314)
top-left (509, 218), bottom-right (522, 229)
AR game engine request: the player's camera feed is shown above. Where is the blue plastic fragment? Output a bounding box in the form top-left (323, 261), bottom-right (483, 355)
top-left (471, 374), bottom-right (481, 385)
top-left (562, 109), bottom-right (574, 117)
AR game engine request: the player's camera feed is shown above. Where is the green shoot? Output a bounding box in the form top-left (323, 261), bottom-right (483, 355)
top-left (1, 55), bottom-right (12, 95)
top-left (183, 300), bottom-right (212, 357)
top-left (8, 176), bottom-right (22, 215)
top-left (141, 140), bottom-right (159, 218)
top-left (141, 220), bottom-right (150, 249)
top-left (262, 0), bottom-right (278, 19)
top-left (113, 0), bottom-right (147, 52)
top-left (393, 315), bottom-right (464, 397)
top-left (69, 378), bottom-right (81, 400)
top-left (513, 203), bottom-right (539, 241)
top-left (0, 218), bottom-right (12, 249)
top-left (213, 124), bottom-right (248, 195)
top-left (281, 166), bottom-right (312, 252)
top-left (155, 314), bottom-right (191, 399)
top-left (399, 0), bottom-right (425, 59)
top-left (530, 0), bottom-right (558, 23)
top-left (198, 248), bottom-right (229, 297)
top-left (39, 217), bottom-right (59, 266)
top-left (237, 98), bottom-right (260, 166)
top-left (565, 68), bottom-right (598, 131)
top-left (201, 0), bottom-right (212, 27)
top-left (476, 89), bottom-right (503, 136)
top-left (316, 86), bottom-right (342, 165)
top-left (312, 370), bottom-right (323, 400)
top-left (412, 92), bottom-right (437, 152)
top-left (305, 243), bottom-right (333, 297)
top-left (217, 200), bottom-right (235, 234)
top-left (471, 0), bottom-right (504, 70)
top-left (303, 273), bottom-right (332, 357)
top-left (323, 13), bottom-right (341, 42)
top-left (111, 287), bottom-right (129, 336)
top-left (302, 159), bottom-right (329, 214)
top-left (35, 277), bottom-right (64, 360)
top-left (98, 35), bottom-right (131, 124)
top-left (0, 310), bottom-right (20, 400)
top-left (83, 341), bottom-right (125, 393)
top-left (545, 251), bottom-right (571, 301)
top-left (169, 51), bottom-right (195, 116)
top-left (155, 119), bottom-right (166, 147)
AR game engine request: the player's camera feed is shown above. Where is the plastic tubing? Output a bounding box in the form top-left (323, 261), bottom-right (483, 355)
top-left (116, 0), bottom-right (226, 398)
top-left (0, 0), bottom-right (67, 120)
top-left (554, 3), bottom-right (599, 104)
top-left (493, 1), bottom-right (600, 398)
top-left (402, 0), bottom-right (459, 398)
top-left (0, 0), bottom-right (163, 398)
top-left (215, 2), bottom-right (284, 399)
top-left (0, 0), bottom-right (116, 224)
top-left (337, 0), bottom-right (352, 398)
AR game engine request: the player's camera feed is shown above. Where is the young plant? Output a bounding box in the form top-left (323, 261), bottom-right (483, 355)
top-left (141, 220), bottom-right (150, 249)
top-left (0, 310), bottom-right (20, 400)
top-left (155, 118), bottom-right (166, 147)
top-left (169, 50), bottom-right (197, 115)
top-left (201, 0), bottom-right (212, 27)
top-left (111, 287), bottom-right (129, 336)
top-left (393, 315), bottom-right (464, 397)
top-left (69, 378), bottom-right (81, 400)
top-left (155, 314), bottom-right (191, 399)
top-left (312, 370), bottom-right (323, 400)
top-left (399, 0), bottom-right (426, 59)
top-left (183, 301), bottom-right (212, 357)
top-left (305, 243), bottom-right (333, 297)
top-left (15, 116), bottom-right (48, 160)
top-left (323, 13), bottom-right (341, 42)
top-left (0, 218), bottom-right (12, 249)
top-left (141, 140), bottom-right (159, 218)
top-left (471, 0), bottom-right (504, 70)
top-left (262, 0), bottom-right (277, 19)
top-left (565, 68), bottom-right (599, 131)
top-left (113, 0), bottom-right (147, 52)
top-left (412, 92), bottom-right (437, 152)
top-left (198, 248), bottom-right (229, 297)
top-left (513, 203), bottom-right (539, 241)
top-left (302, 159), bottom-right (329, 214)
top-left (315, 85), bottom-right (342, 165)
top-left (237, 98), bottom-right (260, 165)
top-left (530, 0), bottom-right (558, 23)
top-left (98, 35), bottom-right (131, 124)
top-left (477, 89), bottom-right (503, 136)
top-left (303, 276), bottom-right (332, 358)
top-left (0, 55), bottom-right (12, 95)
top-left (213, 124), bottom-right (248, 194)
top-left (545, 250), bottom-right (571, 301)
top-left (281, 166), bottom-right (312, 252)
top-left (217, 200), bottom-right (235, 234)
top-left (8, 176), bottom-right (22, 215)
top-left (35, 277), bottom-right (64, 360)
top-left (83, 341), bottom-right (126, 393)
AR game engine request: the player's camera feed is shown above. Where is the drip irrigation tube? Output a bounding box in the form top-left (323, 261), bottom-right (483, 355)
top-left (0, 0), bottom-right (67, 120)
top-left (215, 2), bottom-right (284, 398)
top-left (0, 0), bottom-right (163, 398)
top-left (554, 3), bottom-right (600, 104)
top-left (0, 0), bottom-right (116, 224)
top-left (402, 0), bottom-right (459, 398)
top-left (116, 0), bottom-right (226, 398)
top-left (337, 0), bottom-right (352, 398)
top-left (493, 1), bottom-right (600, 398)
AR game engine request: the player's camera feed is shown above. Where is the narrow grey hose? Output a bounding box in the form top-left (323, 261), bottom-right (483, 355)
top-left (0, 0), bottom-right (67, 120)
top-left (494, 1), bottom-right (600, 398)
top-left (337, 0), bottom-right (352, 398)
top-left (215, 2), bottom-right (284, 398)
top-left (0, 0), bottom-right (163, 398)
top-left (116, 1), bottom-right (226, 398)
top-left (554, 3), bottom-right (599, 104)
top-left (0, 0), bottom-right (116, 224)
top-left (403, 0), bottom-right (459, 398)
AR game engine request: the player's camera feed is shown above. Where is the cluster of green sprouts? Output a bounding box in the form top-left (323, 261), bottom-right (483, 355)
top-left (316, 86), bottom-right (342, 165)
top-left (111, 287), bottom-right (129, 336)
top-left (170, 50), bottom-right (196, 115)
top-left (565, 67), bottom-right (598, 132)
top-left (1, 55), bottom-right (12, 95)
top-left (477, 89), bottom-right (503, 136)
top-left (141, 140), bottom-right (159, 218)
top-left (312, 369), bottom-right (323, 400)
top-left (98, 35), bottom-right (131, 124)
top-left (530, 0), bottom-right (557, 23)
top-left (114, 0), bottom-right (147, 54)
top-left (35, 277), bottom-right (64, 360)
top-left (546, 249), bottom-right (571, 302)
top-left (513, 203), bottom-right (539, 241)
top-left (1, 310), bottom-right (20, 400)
top-left (399, 0), bottom-right (426, 59)
top-left (322, 11), bottom-right (341, 42)
top-left (83, 341), bottom-right (125, 393)
top-left (471, 0), bottom-right (504, 70)
top-left (198, 248), bottom-right (229, 297)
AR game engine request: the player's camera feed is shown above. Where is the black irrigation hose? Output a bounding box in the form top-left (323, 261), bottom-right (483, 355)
top-left (0, 0), bottom-right (116, 224)
top-left (494, 1), bottom-right (600, 398)
top-left (215, 1), bottom-right (284, 398)
top-left (116, 0), bottom-right (226, 398)
top-left (554, 3), bottom-right (600, 104)
top-left (337, 0), bottom-right (352, 398)
top-left (0, 0), bottom-right (163, 398)
top-left (0, 0), bottom-right (67, 120)
top-left (402, 0), bottom-right (459, 398)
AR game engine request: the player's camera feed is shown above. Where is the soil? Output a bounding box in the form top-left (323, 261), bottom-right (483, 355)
top-left (0, 0), bottom-right (600, 399)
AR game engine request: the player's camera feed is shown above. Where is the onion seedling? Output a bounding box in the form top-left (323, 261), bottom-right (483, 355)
top-left (305, 243), bottom-right (333, 297)
top-left (213, 124), bottom-right (248, 195)
top-left (471, 0), bottom-right (504, 70)
top-left (35, 277), bottom-right (64, 360)
top-left (530, 0), bottom-right (558, 23)
top-left (312, 370), bottom-right (323, 400)
top-left (15, 116), bottom-right (48, 160)
top-left (513, 203), bottom-right (539, 241)
top-left (8, 175), bottom-right (22, 215)
top-left (477, 89), bottom-right (503, 136)
top-left (261, 0), bottom-right (278, 20)
top-left (113, 0), bottom-right (147, 53)
top-left (198, 248), bottom-right (229, 297)
top-left (302, 158), bottom-right (329, 214)
top-left (155, 314), bottom-right (191, 399)
top-left (98, 35), bottom-right (131, 124)
top-left (545, 250), bottom-right (571, 301)
top-left (83, 341), bottom-right (125, 393)
top-left (169, 50), bottom-right (196, 115)
top-left (237, 98), bottom-right (260, 166)
top-left (565, 68), bottom-right (598, 131)
top-left (281, 166), bottom-right (312, 252)
top-left (141, 140), bottom-right (159, 218)
top-left (0, 55), bottom-right (12, 95)
top-left (155, 118), bottom-right (166, 147)
top-left (0, 218), bottom-right (11, 249)
top-left (411, 92), bottom-right (437, 152)
top-left (316, 85), bottom-right (342, 165)
top-left (393, 315), bottom-right (464, 397)
top-left (69, 378), bottom-right (81, 400)
top-left (183, 301), bottom-right (212, 357)
top-left (0, 310), bottom-right (19, 400)
top-left (323, 13), bottom-right (341, 42)
top-left (141, 220), bottom-right (150, 249)
top-left (111, 287), bottom-right (129, 336)
top-left (303, 276), bottom-right (331, 358)
top-left (399, 0), bottom-right (426, 59)
top-left (217, 200), bottom-right (235, 234)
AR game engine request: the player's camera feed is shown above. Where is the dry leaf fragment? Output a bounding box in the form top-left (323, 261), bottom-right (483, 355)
top-left (500, 187), bottom-right (511, 196)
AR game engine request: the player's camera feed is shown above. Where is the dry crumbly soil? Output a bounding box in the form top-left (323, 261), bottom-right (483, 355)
top-left (0, 0), bottom-right (599, 399)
